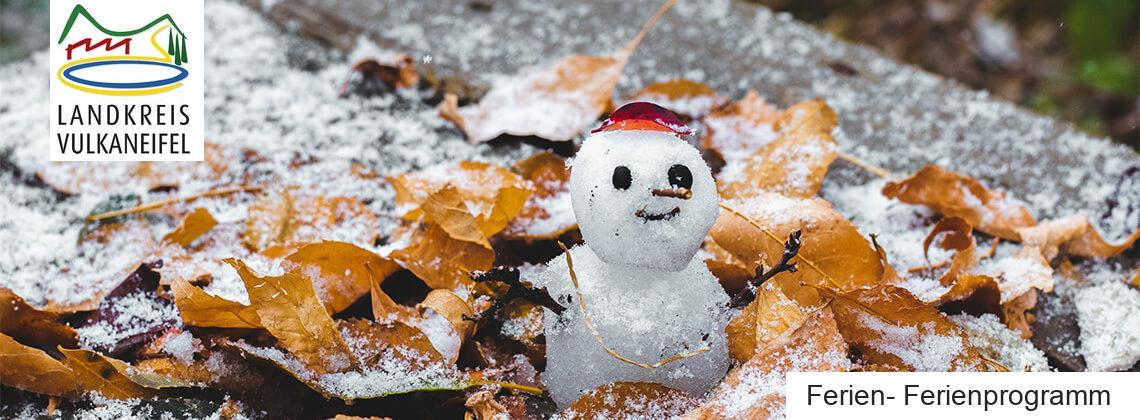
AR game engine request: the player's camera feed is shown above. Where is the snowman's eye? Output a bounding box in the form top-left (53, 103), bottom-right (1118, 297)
top-left (668, 164), bottom-right (692, 189)
top-left (612, 166), bottom-right (632, 190)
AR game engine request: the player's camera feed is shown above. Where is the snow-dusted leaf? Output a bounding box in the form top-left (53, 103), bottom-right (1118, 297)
top-left (283, 241), bottom-right (403, 314)
top-left (718, 99), bottom-right (839, 199)
top-left (58, 348), bottom-right (167, 399)
top-left (1017, 213), bottom-right (1140, 259)
top-left (390, 223), bottom-right (496, 290)
top-left (628, 79), bottom-right (722, 119)
top-left (503, 152), bottom-right (576, 240)
top-left (725, 281), bottom-right (804, 363)
top-left (389, 161), bottom-right (533, 238)
top-left (883, 164), bottom-right (1036, 240)
top-left (817, 285), bottom-right (989, 371)
top-left (225, 258), bottom-right (358, 375)
top-left (0, 333), bottom-right (78, 397)
top-left (700, 90), bottom-right (781, 170)
top-left (244, 188), bottom-right (378, 252)
top-left (563, 382), bottom-right (697, 420)
top-left (171, 278), bottom-right (262, 329)
top-left (713, 194), bottom-right (885, 306)
top-left (38, 144), bottom-right (238, 195)
top-left (687, 308), bottom-right (849, 419)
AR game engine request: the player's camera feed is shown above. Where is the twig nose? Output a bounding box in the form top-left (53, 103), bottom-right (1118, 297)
top-left (652, 188), bottom-right (691, 199)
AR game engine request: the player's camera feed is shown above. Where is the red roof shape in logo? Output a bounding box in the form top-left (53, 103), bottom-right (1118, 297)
top-left (591, 102), bottom-right (693, 136)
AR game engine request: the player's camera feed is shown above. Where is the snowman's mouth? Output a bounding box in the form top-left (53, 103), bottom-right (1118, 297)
top-left (635, 207), bottom-right (681, 222)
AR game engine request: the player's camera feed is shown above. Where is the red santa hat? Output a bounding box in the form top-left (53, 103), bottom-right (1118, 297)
top-left (591, 102), bottom-right (694, 136)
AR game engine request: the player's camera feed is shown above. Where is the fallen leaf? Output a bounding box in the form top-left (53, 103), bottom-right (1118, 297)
top-left (81, 262), bottom-right (178, 356)
top-left (171, 278), bottom-right (262, 329)
top-left (923, 217), bottom-right (978, 286)
top-left (702, 239), bottom-right (753, 295)
top-left (283, 241), bottom-right (403, 314)
top-left (1017, 214), bottom-right (1140, 258)
top-left (58, 347), bottom-right (157, 399)
top-left (628, 79), bottom-right (722, 119)
top-left (225, 258), bottom-right (358, 375)
top-left (713, 194), bottom-right (885, 306)
top-left (818, 285), bottom-right (988, 371)
top-left (418, 289), bottom-right (475, 342)
top-left (465, 388), bottom-right (510, 420)
top-left (687, 308), bottom-right (849, 419)
top-left (718, 99), bottom-right (839, 199)
top-left (0, 288), bottom-right (78, 348)
top-left (504, 152), bottom-right (576, 240)
top-left (437, 1), bottom-right (676, 143)
top-left (0, 333), bottom-right (78, 397)
top-left (932, 275), bottom-right (1002, 317)
top-left (244, 188), bottom-right (378, 252)
top-left (163, 208), bottom-right (218, 247)
top-left (882, 165), bottom-right (1035, 240)
top-left (563, 382), bottom-right (697, 420)
top-left (390, 223), bottom-right (496, 290)
top-left (725, 281), bottom-right (804, 363)
top-left (700, 90), bottom-right (781, 170)
top-left (339, 55), bottom-right (419, 97)
top-left (1002, 290), bottom-right (1038, 339)
top-left (389, 161), bottom-right (532, 238)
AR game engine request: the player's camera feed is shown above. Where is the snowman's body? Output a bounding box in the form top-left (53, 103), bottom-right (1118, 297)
top-left (534, 103), bottom-right (731, 407)
top-left (535, 244), bottom-right (730, 407)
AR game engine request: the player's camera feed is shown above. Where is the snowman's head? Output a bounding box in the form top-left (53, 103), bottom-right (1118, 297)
top-left (569, 103), bottom-right (719, 272)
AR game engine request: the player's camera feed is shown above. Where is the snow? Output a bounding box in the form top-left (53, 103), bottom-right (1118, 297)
top-left (570, 130), bottom-right (719, 272)
top-left (162, 330), bottom-right (199, 364)
top-left (950, 313), bottom-right (1050, 372)
top-left (535, 245), bottom-right (730, 407)
top-left (857, 312), bottom-right (972, 371)
top-left (1073, 280), bottom-right (1140, 371)
top-left (76, 292), bottom-right (182, 350)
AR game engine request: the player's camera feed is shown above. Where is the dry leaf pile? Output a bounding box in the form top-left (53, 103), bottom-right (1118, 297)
top-left (3, 3), bottom-right (1138, 419)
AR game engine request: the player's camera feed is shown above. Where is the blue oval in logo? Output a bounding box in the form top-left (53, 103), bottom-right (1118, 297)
top-left (62, 60), bottom-right (188, 90)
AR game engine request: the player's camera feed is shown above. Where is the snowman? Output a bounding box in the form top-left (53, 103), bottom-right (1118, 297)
top-left (534, 102), bottom-right (730, 407)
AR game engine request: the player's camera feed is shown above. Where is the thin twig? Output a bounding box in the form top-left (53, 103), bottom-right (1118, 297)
top-left (837, 151), bottom-right (892, 178)
top-left (558, 242), bottom-right (709, 369)
top-left (620, 0), bottom-right (677, 56)
top-left (469, 379), bottom-right (544, 395)
top-left (86, 185), bottom-right (265, 222)
top-left (731, 229), bottom-right (802, 308)
top-left (717, 202), bottom-right (839, 289)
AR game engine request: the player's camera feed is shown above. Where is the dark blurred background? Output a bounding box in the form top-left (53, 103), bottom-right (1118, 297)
top-left (750, 0), bottom-right (1138, 149)
top-left (3, 0), bottom-right (1136, 148)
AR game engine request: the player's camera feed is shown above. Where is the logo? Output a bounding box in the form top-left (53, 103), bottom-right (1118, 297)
top-left (49, 1), bottom-right (204, 162)
top-left (56, 4), bottom-right (190, 96)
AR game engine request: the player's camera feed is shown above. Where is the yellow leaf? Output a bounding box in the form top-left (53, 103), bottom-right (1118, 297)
top-left (171, 278), bottom-right (262, 329)
top-left (0, 288), bottom-right (78, 348)
top-left (0, 333), bottom-right (78, 397)
top-left (244, 188), bottom-right (378, 251)
top-left (58, 347), bottom-right (156, 399)
top-left (503, 152), bottom-right (577, 240)
top-left (712, 194), bottom-right (884, 306)
top-left (283, 241), bottom-right (403, 314)
top-left (225, 258), bottom-right (358, 374)
top-left (162, 207), bottom-right (218, 247)
top-left (390, 223), bottom-right (495, 290)
top-left (724, 282), bottom-right (805, 363)
top-left (390, 161), bottom-right (533, 238)
top-left (718, 99), bottom-right (839, 199)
